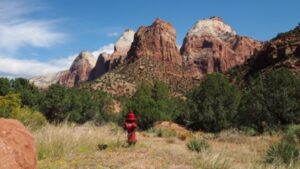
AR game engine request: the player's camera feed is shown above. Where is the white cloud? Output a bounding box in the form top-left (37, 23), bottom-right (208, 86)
top-left (0, 44), bottom-right (115, 78)
top-left (0, 1), bottom-right (115, 78)
top-left (0, 56), bottom-right (64, 78)
top-left (0, 0), bottom-right (66, 53)
top-left (107, 32), bottom-right (119, 37)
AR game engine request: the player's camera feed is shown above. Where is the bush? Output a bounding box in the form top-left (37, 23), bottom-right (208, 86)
top-left (11, 106), bottom-right (47, 130)
top-left (0, 93), bottom-right (46, 129)
top-left (266, 141), bottom-right (299, 164)
top-left (187, 73), bottom-right (241, 132)
top-left (187, 138), bottom-right (209, 152)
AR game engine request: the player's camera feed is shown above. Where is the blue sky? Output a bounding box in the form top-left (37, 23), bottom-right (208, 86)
top-left (0, 0), bottom-right (299, 77)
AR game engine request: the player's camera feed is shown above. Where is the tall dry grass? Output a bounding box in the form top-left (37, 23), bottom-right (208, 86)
top-left (34, 122), bottom-right (125, 160)
top-left (34, 123), bottom-right (300, 169)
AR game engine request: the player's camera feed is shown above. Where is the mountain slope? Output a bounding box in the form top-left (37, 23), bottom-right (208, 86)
top-left (227, 25), bottom-right (300, 84)
top-left (30, 51), bottom-right (96, 88)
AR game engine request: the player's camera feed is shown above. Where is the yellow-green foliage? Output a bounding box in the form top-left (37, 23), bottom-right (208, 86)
top-left (0, 93), bottom-right (46, 129)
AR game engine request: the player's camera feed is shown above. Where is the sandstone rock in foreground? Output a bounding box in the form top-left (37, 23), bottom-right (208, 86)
top-left (0, 118), bottom-right (36, 169)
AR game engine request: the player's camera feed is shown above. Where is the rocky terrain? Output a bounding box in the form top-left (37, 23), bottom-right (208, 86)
top-left (228, 24), bottom-right (300, 84)
top-left (31, 17), bottom-right (263, 95)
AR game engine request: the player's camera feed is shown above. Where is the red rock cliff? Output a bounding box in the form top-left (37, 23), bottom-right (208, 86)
top-left (127, 18), bottom-right (182, 65)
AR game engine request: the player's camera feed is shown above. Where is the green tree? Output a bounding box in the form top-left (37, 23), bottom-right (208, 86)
top-left (125, 83), bottom-right (163, 129)
top-left (11, 78), bottom-right (42, 108)
top-left (40, 84), bottom-right (111, 124)
top-left (187, 73), bottom-right (241, 132)
top-left (0, 78), bottom-right (11, 96)
top-left (238, 68), bottom-right (300, 133)
top-left (124, 81), bottom-right (187, 130)
top-left (40, 84), bottom-right (70, 122)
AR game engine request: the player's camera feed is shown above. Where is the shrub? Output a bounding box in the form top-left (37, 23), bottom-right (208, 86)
top-left (187, 73), bottom-right (241, 132)
top-left (11, 107), bottom-right (47, 130)
top-left (0, 93), bottom-right (46, 129)
top-left (265, 141), bottom-right (299, 164)
top-left (187, 138), bottom-right (209, 153)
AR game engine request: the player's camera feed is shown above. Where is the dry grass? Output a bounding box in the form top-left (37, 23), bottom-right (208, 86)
top-left (34, 123), bottom-right (300, 169)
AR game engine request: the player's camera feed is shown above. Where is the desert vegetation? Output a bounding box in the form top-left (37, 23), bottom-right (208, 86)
top-left (1, 67), bottom-right (300, 168)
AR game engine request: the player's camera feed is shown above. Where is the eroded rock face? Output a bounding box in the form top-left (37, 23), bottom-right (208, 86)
top-left (90, 29), bottom-right (135, 80)
top-left (181, 16), bottom-right (263, 75)
top-left (127, 18), bottom-right (182, 65)
top-left (0, 118), bottom-right (36, 169)
top-left (29, 71), bottom-right (69, 89)
top-left (108, 29), bottom-right (135, 70)
top-left (58, 51), bottom-right (96, 87)
top-left (89, 52), bottom-right (111, 80)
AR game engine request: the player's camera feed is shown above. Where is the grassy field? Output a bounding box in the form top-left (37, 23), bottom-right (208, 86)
top-left (33, 123), bottom-right (300, 169)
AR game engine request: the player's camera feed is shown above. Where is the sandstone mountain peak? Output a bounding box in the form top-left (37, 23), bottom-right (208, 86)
top-left (114, 29), bottom-right (135, 52)
top-left (210, 16), bottom-right (224, 22)
top-left (127, 18), bottom-right (182, 64)
top-left (188, 16), bottom-right (236, 39)
top-left (70, 51), bottom-right (96, 71)
top-left (181, 17), bottom-right (263, 76)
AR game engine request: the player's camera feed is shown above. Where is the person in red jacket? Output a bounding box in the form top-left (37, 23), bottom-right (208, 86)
top-left (123, 111), bottom-right (137, 145)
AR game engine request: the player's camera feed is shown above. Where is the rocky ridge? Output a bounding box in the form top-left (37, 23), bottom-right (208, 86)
top-left (228, 25), bottom-right (300, 84)
top-left (31, 17), bottom-right (264, 95)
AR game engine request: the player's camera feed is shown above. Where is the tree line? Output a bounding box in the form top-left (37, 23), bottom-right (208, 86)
top-left (0, 67), bottom-right (299, 133)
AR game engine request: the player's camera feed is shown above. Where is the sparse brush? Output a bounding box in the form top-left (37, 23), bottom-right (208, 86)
top-left (187, 138), bottom-right (209, 153)
top-left (284, 125), bottom-right (300, 144)
top-left (265, 141), bottom-right (299, 165)
top-left (193, 151), bottom-right (232, 169)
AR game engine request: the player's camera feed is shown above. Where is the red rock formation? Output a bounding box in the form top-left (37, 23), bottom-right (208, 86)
top-left (0, 118), bottom-right (36, 169)
top-left (58, 51), bottom-right (96, 87)
top-left (89, 52), bottom-right (111, 80)
top-left (127, 18), bottom-right (182, 65)
top-left (90, 29), bottom-right (135, 80)
top-left (181, 16), bottom-right (263, 75)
